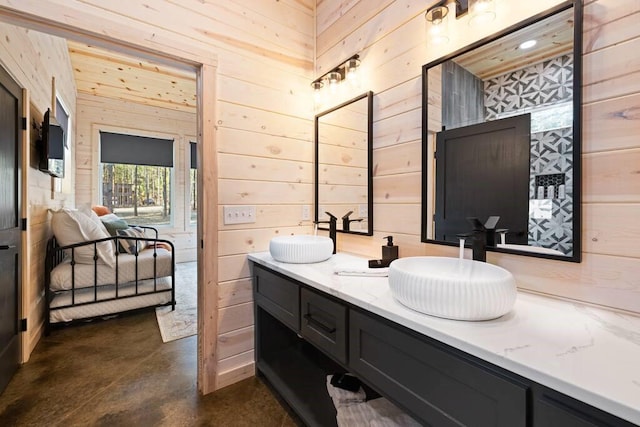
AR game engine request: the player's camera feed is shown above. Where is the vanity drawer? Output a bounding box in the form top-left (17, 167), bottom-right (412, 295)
top-left (300, 288), bottom-right (348, 365)
top-left (254, 265), bottom-right (300, 332)
top-left (349, 309), bottom-right (527, 426)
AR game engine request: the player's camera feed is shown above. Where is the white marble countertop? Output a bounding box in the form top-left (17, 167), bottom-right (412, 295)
top-left (248, 251), bottom-right (640, 425)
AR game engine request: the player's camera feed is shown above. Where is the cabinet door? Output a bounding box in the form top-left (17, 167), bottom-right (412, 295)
top-left (349, 309), bottom-right (527, 426)
top-left (254, 265), bottom-right (300, 332)
top-left (533, 386), bottom-right (636, 427)
top-left (300, 288), bottom-right (347, 365)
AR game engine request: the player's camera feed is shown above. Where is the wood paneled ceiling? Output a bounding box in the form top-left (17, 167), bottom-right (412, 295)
top-left (455, 8), bottom-right (574, 80)
top-left (67, 40), bottom-right (196, 112)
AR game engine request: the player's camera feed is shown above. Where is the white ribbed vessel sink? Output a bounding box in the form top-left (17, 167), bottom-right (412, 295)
top-left (388, 257), bottom-right (517, 321)
top-left (269, 235), bottom-right (334, 264)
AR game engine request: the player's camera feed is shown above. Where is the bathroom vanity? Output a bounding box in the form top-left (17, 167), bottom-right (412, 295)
top-left (249, 252), bottom-right (639, 427)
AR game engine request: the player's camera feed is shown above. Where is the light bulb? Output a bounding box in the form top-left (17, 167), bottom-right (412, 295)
top-left (345, 58), bottom-right (360, 87)
top-left (328, 71), bottom-right (341, 94)
top-left (425, 5), bottom-right (450, 45)
top-left (468, 0), bottom-right (495, 27)
top-left (311, 80), bottom-right (323, 104)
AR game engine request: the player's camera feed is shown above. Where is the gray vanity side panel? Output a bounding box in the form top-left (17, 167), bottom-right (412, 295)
top-left (349, 309), bottom-right (527, 427)
top-left (300, 288), bottom-right (348, 365)
top-left (254, 265), bottom-right (300, 332)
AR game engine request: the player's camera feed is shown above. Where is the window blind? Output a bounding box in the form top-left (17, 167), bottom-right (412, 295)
top-left (100, 131), bottom-right (174, 167)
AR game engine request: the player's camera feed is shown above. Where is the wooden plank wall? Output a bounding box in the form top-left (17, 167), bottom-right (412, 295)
top-left (0, 22), bottom-right (77, 359)
top-left (75, 93), bottom-right (198, 263)
top-left (316, 0), bottom-right (640, 315)
top-left (0, 0), bottom-right (315, 390)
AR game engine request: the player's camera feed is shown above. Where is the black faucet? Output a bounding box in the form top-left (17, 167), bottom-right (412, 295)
top-left (342, 210), bottom-right (363, 232)
top-left (464, 216), bottom-right (501, 262)
top-left (467, 217), bottom-right (487, 262)
top-left (315, 211), bottom-right (337, 254)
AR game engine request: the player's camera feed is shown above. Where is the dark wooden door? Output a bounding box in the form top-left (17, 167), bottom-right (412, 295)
top-left (0, 65), bottom-right (22, 394)
top-left (434, 114), bottom-right (531, 244)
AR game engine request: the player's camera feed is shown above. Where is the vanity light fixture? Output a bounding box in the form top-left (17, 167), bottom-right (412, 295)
top-left (345, 57), bottom-right (361, 84)
top-left (468, 0), bottom-right (496, 27)
top-left (425, 4), bottom-right (450, 45)
top-left (327, 71), bottom-right (342, 94)
top-left (312, 80), bottom-right (324, 104)
top-left (310, 54), bottom-right (361, 100)
top-left (425, 0), bottom-right (498, 45)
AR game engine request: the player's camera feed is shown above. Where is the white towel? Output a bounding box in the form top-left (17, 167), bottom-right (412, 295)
top-left (334, 261), bottom-right (389, 277)
top-left (326, 375), bottom-right (421, 426)
top-left (326, 375), bottom-right (366, 407)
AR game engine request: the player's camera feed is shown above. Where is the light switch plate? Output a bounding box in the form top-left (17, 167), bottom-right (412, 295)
top-left (223, 205), bottom-right (256, 225)
top-left (358, 204), bottom-right (368, 218)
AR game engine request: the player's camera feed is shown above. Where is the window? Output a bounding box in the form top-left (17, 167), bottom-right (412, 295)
top-left (495, 101), bottom-right (573, 133)
top-left (190, 141), bottom-right (197, 225)
top-left (55, 98), bottom-right (70, 149)
top-left (100, 131), bottom-right (174, 226)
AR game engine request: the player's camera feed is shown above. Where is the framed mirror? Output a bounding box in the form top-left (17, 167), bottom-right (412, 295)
top-left (315, 91), bottom-right (373, 235)
top-left (421, 1), bottom-right (582, 262)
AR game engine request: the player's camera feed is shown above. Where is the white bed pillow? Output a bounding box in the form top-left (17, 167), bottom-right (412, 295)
top-left (51, 208), bottom-right (115, 267)
top-left (79, 206), bottom-right (112, 238)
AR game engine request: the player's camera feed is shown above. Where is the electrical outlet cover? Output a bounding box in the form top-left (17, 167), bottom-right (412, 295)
top-left (301, 205), bottom-right (311, 221)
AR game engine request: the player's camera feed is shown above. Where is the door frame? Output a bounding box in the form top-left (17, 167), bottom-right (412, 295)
top-left (0, 9), bottom-right (220, 393)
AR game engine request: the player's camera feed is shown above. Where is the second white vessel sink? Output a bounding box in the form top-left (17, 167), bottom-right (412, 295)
top-left (269, 235), bottom-right (333, 264)
top-left (388, 257), bottom-right (516, 321)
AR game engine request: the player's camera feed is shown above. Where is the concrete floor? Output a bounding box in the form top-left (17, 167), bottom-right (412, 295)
top-left (0, 312), bottom-right (299, 426)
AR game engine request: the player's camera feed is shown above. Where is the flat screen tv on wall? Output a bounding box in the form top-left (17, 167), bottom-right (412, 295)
top-left (39, 108), bottom-right (65, 178)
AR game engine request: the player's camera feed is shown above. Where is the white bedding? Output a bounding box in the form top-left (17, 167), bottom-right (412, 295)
top-left (50, 276), bottom-right (173, 323)
top-left (50, 247), bottom-right (173, 291)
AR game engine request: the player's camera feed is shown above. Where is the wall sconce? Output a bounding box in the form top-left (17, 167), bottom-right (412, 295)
top-left (312, 80), bottom-right (324, 104)
top-left (468, 0), bottom-right (496, 27)
top-left (425, 4), bottom-right (450, 45)
top-left (425, 0), bottom-right (497, 45)
top-left (311, 54), bottom-right (360, 101)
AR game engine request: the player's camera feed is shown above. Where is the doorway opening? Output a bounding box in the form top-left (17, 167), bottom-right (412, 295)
top-left (0, 9), bottom-right (217, 394)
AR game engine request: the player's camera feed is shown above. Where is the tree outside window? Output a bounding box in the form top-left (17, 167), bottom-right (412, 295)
top-left (101, 163), bottom-right (172, 226)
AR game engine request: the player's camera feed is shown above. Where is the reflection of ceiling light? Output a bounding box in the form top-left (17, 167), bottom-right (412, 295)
top-left (519, 40), bottom-right (537, 50)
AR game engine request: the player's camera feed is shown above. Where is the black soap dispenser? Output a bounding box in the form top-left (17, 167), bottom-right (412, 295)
top-left (382, 235), bottom-right (399, 262)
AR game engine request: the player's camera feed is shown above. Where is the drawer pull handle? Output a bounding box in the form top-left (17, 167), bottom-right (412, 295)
top-left (0, 245), bottom-right (16, 250)
top-left (304, 313), bottom-right (336, 334)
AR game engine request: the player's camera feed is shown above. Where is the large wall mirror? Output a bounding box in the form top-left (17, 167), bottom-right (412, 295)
top-left (315, 91), bottom-right (373, 235)
top-left (421, 1), bottom-right (582, 262)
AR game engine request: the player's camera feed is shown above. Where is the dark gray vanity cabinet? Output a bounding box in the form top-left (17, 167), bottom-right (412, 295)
top-left (252, 262), bottom-right (636, 427)
top-left (349, 309), bottom-right (527, 426)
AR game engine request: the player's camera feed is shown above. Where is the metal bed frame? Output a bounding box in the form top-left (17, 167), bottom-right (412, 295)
top-left (45, 225), bottom-right (175, 333)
